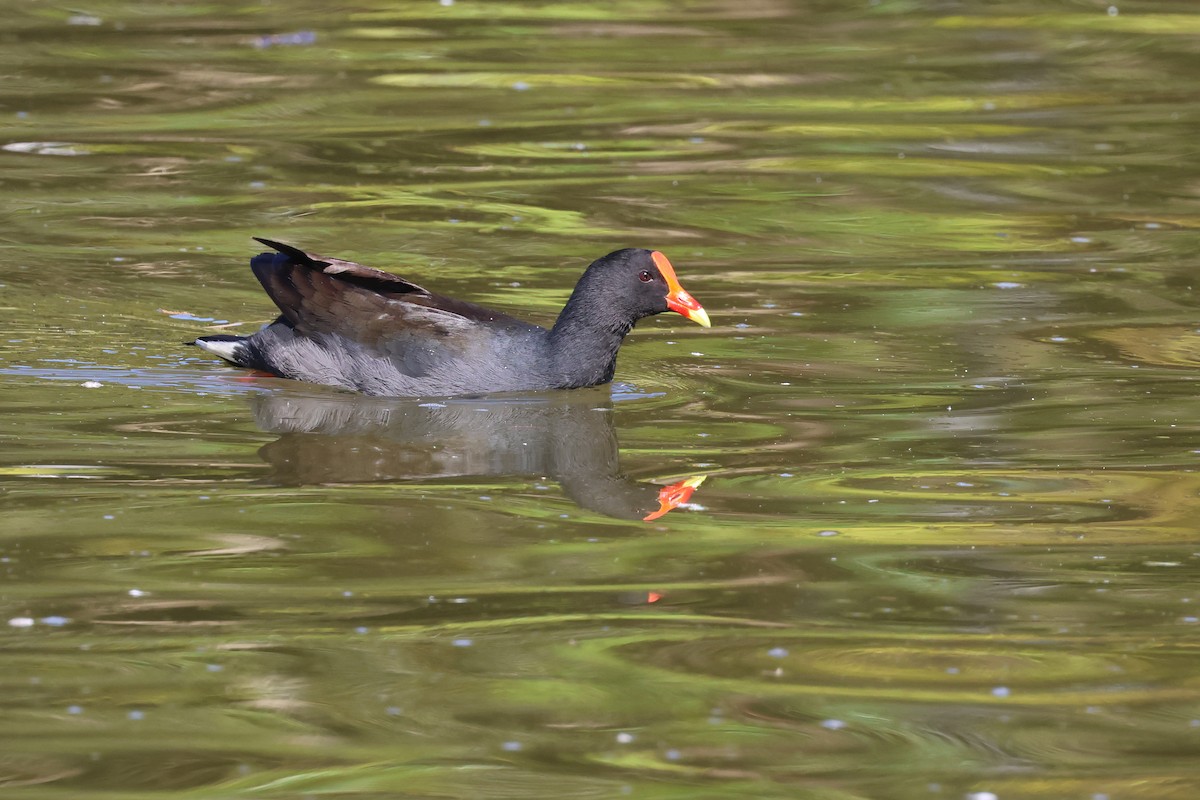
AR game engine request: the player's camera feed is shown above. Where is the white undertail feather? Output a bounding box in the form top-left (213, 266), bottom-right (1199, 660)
top-left (195, 338), bottom-right (246, 365)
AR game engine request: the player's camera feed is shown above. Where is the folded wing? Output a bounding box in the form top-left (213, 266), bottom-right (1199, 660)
top-left (247, 238), bottom-right (546, 380)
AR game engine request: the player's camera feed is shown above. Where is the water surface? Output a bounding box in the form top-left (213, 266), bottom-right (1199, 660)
top-left (4, 1), bottom-right (1200, 798)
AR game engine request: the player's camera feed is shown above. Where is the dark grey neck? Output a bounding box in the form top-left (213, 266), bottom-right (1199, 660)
top-left (547, 290), bottom-right (635, 389)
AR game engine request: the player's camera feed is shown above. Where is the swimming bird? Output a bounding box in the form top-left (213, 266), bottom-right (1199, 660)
top-left (194, 238), bottom-right (710, 397)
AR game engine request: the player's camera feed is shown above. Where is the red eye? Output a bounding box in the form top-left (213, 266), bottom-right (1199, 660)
top-left (638, 270), bottom-right (653, 282)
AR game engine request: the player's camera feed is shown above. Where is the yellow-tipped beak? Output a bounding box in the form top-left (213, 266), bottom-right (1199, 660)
top-left (674, 301), bottom-right (711, 328)
top-left (652, 251), bottom-right (711, 328)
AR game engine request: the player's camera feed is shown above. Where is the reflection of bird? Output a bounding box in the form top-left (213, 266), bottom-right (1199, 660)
top-left (250, 391), bottom-right (704, 522)
top-left (196, 239), bottom-right (709, 397)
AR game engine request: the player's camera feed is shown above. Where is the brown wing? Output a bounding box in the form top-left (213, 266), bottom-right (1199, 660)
top-left (249, 238), bottom-right (540, 350)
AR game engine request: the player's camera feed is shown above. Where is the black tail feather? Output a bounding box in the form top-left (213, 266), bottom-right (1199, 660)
top-left (252, 237), bottom-right (315, 265)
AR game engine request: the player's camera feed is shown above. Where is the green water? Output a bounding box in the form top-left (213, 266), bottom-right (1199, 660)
top-left (4, 1), bottom-right (1200, 797)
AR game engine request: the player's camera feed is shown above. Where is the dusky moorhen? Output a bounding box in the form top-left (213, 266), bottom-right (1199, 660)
top-left (195, 239), bottom-right (710, 397)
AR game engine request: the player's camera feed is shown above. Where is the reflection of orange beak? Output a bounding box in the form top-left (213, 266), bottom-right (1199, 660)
top-left (643, 475), bottom-right (707, 521)
top-left (652, 251), bottom-right (711, 328)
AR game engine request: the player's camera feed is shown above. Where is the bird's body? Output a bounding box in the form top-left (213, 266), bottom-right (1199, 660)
top-left (194, 239), bottom-right (709, 397)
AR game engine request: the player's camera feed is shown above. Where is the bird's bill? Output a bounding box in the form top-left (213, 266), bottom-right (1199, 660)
top-left (643, 475), bottom-right (707, 521)
top-left (652, 251), bottom-right (712, 328)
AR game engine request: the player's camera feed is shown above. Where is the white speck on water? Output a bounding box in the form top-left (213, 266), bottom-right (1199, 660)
top-left (440, 0), bottom-right (454, 5)
top-left (690, 351), bottom-right (703, 356)
top-left (664, 748), bottom-right (681, 761)
top-left (502, 740), bottom-right (522, 751)
top-left (966, 793), bottom-right (998, 800)
top-left (616, 731), bottom-right (635, 744)
top-left (355, 626), bottom-right (369, 634)
top-left (955, 482), bottom-right (974, 488)
top-left (418, 402), bottom-right (446, 409)
top-left (342, 590), bottom-right (353, 597)
top-left (452, 638), bottom-right (473, 647)
top-left (67, 705), bottom-right (84, 715)
top-left (768, 647), bottom-right (788, 658)
top-left (779, 472), bottom-right (793, 478)
top-left (128, 710), bottom-right (145, 721)
top-left (946, 666), bottom-right (960, 674)
top-left (81, 381), bottom-right (103, 389)
top-left (1107, 5), bottom-right (1118, 15)
top-left (1071, 236), bottom-right (1092, 243)
top-left (206, 664), bottom-right (223, 672)
top-left (41, 616), bottom-right (70, 626)
top-left (820, 718), bottom-right (846, 730)
top-left (992, 686), bottom-right (1010, 698)
top-left (817, 530), bottom-right (839, 537)
top-left (8, 617), bottom-right (34, 628)
top-left (992, 282), bottom-right (1023, 289)
top-left (103, 515), bottom-right (114, 520)
top-left (128, 589), bottom-right (146, 597)
top-left (385, 706), bottom-right (402, 716)
top-left (512, 81), bottom-right (530, 91)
